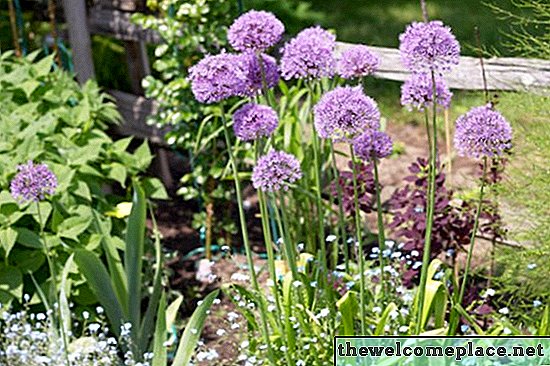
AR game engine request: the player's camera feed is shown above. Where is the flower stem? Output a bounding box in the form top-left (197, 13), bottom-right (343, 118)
top-left (373, 159), bottom-right (387, 299)
top-left (415, 70), bottom-right (439, 334)
top-left (350, 146), bottom-right (366, 335)
top-left (330, 142), bottom-right (349, 271)
top-left (449, 156), bottom-right (488, 335)
top-left (254, 141), bottom-right (283, 319)
top-left (37, 203), bottom-right (71, 366)
top-left (220, 104), bottom-right (275, 363)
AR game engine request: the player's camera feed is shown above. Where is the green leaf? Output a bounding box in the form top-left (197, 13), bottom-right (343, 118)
top-left (538, 305), bottom-right (550, 336)
top-left (139, 216), bottom-right (164, 352)
top-left (0, 227), bottom-right (17, 258)
top-left (0, 265), bottom-right (23, 303)
top-left (336, 291), bottom-right (358, 336)
top-left (58, 215), bottom-right (92, 240)
top-left (374, 302), bottom-right (398, 336)
top-left (73, 181), bottom-right (92, 201)
top-left (134, 141), bottom-right (153, 171)
top-left (108, 163), bottom-right (127, 187)
top-left (91, 211), bottom-right (128, 316)
top-left (11, 249), bottom-right (46, 272)
top-left (152, 293), bottom-right (167, 366)
top-left (15, 227), bottom-right (43, 249)
top-left (59, 255), bottom-right (74, 336)
top-left (172, 290), bottom-right (219, 366)
top-left (74, 249), bottom-right (125, 337)
top-left (165, 295), bottom-right (184, 330)
top-left (142, 177), bottom-right (168, 200)
top-left (125, 183), bottom-right (146, 347)
top-left (32, 54), bottom-right (54, 78)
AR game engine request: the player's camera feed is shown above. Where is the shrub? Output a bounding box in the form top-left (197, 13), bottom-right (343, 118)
top-left (0, 51), bottom-right (164, 307)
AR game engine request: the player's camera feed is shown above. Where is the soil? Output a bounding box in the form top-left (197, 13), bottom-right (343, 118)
top-left (148, 119), bottom-right (487, 365)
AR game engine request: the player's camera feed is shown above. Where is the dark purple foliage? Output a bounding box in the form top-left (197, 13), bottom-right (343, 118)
top-left (388, 158), bottom-right (475, 286)
top-left (330, 161), bottom-right (377, 218)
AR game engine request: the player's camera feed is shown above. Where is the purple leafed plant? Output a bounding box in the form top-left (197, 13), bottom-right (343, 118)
top-left (388, 158), bottom-right (475, 286)
top-left (329, 161), bottom-right (377, 218)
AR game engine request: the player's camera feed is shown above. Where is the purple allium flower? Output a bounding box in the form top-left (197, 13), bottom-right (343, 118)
top-left (252, 150), bottom-right (302, 192)
top-left (400, 72), bottom-right (452, 111)
top-left (313, 86), bottom-right (380, 142)
top-left (228, 10), bottom-right (284, 52)
top-left (337, 45), bottom-right (381, 79)
top-left (399, 21), bottom-right (460, 74)
top-left (352, 129), bottom-right (393, 161)
top-left (233, 103), bottom-right (279, 141)
top-left (188, 52), bottom-right (248, 104)
top-left (10, 161), bottom-right (57, 204)
top-left (454, 104), bottom-right (512, 158)
top-left (280, 26), bottom-right (336, 80)
top-left (241, 52), bottom-right (280, 97)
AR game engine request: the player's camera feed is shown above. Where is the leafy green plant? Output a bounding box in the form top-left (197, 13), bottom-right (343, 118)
top-left (76, 181), bottom-right (218, 363)
top-left (0, 51), bottom-right (164, 307)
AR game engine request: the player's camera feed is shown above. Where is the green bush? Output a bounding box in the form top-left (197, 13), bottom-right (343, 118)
top-left (0, 51), bottom-right (165, 307)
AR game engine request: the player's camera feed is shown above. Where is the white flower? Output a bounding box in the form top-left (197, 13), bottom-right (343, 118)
top-left (216, 329), bottom-right (226, 336)
top-left (317, 308), bottom-right (330, 318)
top-left (534, 300), bottom-right (542, 308)
top-left (326, 235), bottom-right (337, 242)
top-left (498, 307), bottom-right (510, 315)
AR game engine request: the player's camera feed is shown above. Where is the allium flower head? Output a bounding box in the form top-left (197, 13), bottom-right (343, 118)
top-left (241, 52), bottom-right (280, 97)
top-left (233, 103), bottom-right (279, 141)
top-left (400, 72), bottom-right (452, 111)
top-left (252, 150), bottom-right (302, 192)
top-left (337, 45), bottom-right (381, 79)
top-left (10, 161), bottom-right (57, 204)
top-left (399, 20), bottom-right (460, 74)
top-left (352, 129), bottom-right (393, 161)
top-left (188, 52), bottom-right (248, 104)
top-left (228, 10), bottom-right (284, 52)
top-left (314, 86), bottom-right (380, 142)
top-left (280, 26), bottom-right (336, 80)
top-left (454, 104), bottom-right (512, 158)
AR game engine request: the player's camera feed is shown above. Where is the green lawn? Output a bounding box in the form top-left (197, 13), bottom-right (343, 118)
top-left (310, 0), bottom-right (515, 56)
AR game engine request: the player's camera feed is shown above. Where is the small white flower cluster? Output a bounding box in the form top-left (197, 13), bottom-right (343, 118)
top-left (0, 305), bottom-right (150, 366)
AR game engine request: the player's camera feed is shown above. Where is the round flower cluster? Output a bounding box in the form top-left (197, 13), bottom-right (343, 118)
top-left (10, 161), bottom-right (57, 204)
top-left (400, 72), bottom-right (452, 111)
top-left (454, 104), bottom-right (512, 158)
top-left (233, 103), bottom-right (279, 141)
top-left (353, 129), bottom-right (393, 161)
top-left (337, 45), bottom-right (380, 79)
top-left (188, 52), bottom-right (248, 104)
top-left (241, 53), bottom-right (280, 97)
top-left (399, 20), bottom-right (460, 74)
top-left (228, 10), bottom-right (284, 52)
top-left (252, 150), bottom-right (302, 192)
top-left (280, 26), bottom-right (336, 80)
top-left (314, 86), bottom-right (380, 142)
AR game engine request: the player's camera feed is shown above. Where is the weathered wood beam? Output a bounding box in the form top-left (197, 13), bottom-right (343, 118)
top-left (336, 43), bottom-right (550, 94)
top-left (108, 89), bottom-right (166, 145)
top-left (88, 7), bottom-right (161, 43)
top-left (62, 0), bottom-right (95, 83)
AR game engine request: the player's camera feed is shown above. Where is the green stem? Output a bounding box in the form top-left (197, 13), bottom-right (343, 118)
top-left (415, 70), bottom-right (439, 334)
top-left (37, 203), bottom-right (71, 366)
top-left (220, 105), bottom-right (275, 363)
top-left (308, 81), bottom-right (328, 288)
top-left (449, 157), bottom-right (488, 335)
top-left (254, 141), bottom-right (283, 320)
top-left (373, 158), bottom-right (386, 299)
top-left (272, 194), bottom-right (298, 279)
top-left (350, 146), bottom-right (366, 335)
top-left (330, 142), bottom-right (348, 271)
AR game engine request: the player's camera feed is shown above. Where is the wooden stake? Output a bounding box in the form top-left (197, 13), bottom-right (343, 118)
top-left (8, 0), bottom-right (21, 57)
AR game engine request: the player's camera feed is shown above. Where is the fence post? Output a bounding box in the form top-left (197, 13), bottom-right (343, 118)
top-left (62, 0), bottom-right (95, 83)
